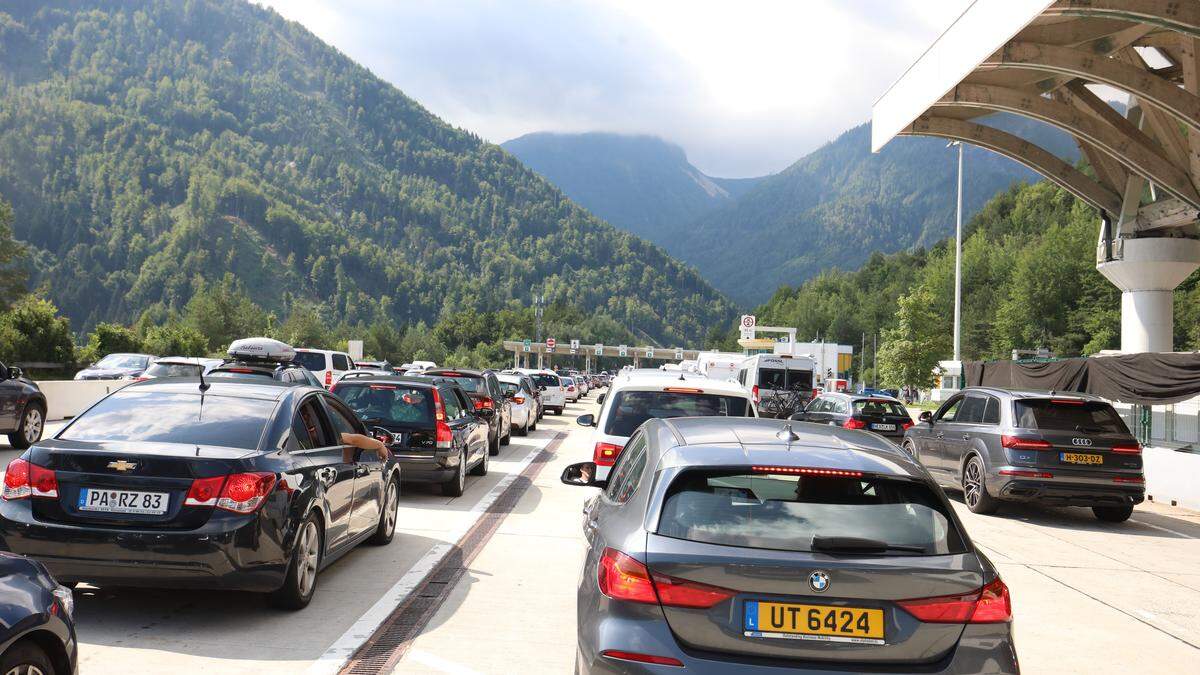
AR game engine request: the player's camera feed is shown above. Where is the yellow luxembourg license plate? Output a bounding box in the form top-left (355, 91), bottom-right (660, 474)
top-left (1060, 452), bottom-right (1103, 465)
top-left (744, 600), bottom-right (885, 644)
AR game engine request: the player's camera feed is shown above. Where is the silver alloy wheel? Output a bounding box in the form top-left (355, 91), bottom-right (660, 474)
top-left (457, 450), bottom-right (467, 492)
top-left (23, 408), bottom-right (42, 444)
top-left (297, 520), bottom-right (320, 597)
top-left (902, 439), bottom-right (916, 459)
top-left (6, 666), bottom-right (47, 675)
top-left (964, 458), bottom-right (983, 509)
top-left (383, 481), bottom-right (398, 537)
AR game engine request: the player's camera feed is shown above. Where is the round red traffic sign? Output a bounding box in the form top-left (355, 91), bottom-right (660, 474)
top-left (741, 315), bottom-right (756, 329)
top-left (546, 338), bottom-right (557, 348)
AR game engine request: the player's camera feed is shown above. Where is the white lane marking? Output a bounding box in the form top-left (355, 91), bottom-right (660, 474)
top-left (306, 434), bottom-right (557, 675)
top-left (1130, 518), bottom-right (1197, 539)
top-left (408, 649), bottom-right (486, 675)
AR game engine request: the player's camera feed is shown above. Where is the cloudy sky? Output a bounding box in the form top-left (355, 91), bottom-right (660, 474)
top-left (256, 0), bottom-right (972, 177)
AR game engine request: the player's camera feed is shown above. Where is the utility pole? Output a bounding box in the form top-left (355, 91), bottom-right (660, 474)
top-left (860, 332), bottom-right (866, 391)
top-left (534, 293), bottom-right (544, 343)
top-left (873, 332), bottom-right (878, 389)
top-left (950, 140), bottom-right (964, 387)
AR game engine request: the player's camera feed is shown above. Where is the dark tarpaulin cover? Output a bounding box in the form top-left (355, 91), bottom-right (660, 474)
top-left (964, 354), bottom-right (1200, 405)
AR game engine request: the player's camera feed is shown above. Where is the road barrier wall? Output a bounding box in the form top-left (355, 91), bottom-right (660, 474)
top-left (36, 380), bottom-right (127, 420)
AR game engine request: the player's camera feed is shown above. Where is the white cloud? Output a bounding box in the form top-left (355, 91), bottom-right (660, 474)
top-left (255, 0), bottom-right (971, 177)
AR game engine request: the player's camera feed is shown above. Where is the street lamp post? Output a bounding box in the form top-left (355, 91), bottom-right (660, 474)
top-left (949, 140), bottom-right (963, 388)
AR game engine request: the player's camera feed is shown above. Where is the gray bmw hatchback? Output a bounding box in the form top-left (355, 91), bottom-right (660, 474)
top-left (902, 388), bottom-right (1143, 522)
top-left (562, 417), bottom-right (1018, 674)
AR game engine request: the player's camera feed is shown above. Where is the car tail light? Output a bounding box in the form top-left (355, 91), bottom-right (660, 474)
top-left (594, 442), bottom-right (623, 466)
top-left (600, 651), bottom-right (683, 667)
top-left (512, 396), bottom-right (525, 404)
top-left (843, 417), bottom-right (867, 430)
top-left (1114, 475), bottom-right (1145, 484)
top-left (3, 459), bottom-right (58, 500)
top-left (753, 466), bottom-right (863, 477)
top-left (1001, 435), bottom-right (1052, 450)
top-left (901, 420), bottom-right (914, 430)
top-left (598, 548), bottom-right (658, 604)
top-left (898, 578), bottom-right (1011, 624)
top-left (651, 572), bottom-right (735, 608)
top-left (1050, 398), bottom-right (1085, 405)
top-left (1111, 443), bottom-right (1142, 455)
top-left (999, 469), bottom-right (1053, 479)
top-left (474, 396), bottom-right (494, 410)
top-left (664, 387), bottom-right (704, 394)
top-left (216, 472), bottom-right (277, 513)
top-left (185, 476), bottom-right (226, 507)
top-left (430, 388), bottom-right (454, 449)
top-left (752, 385), bottom-right (760, 404)
top-left (325, 370), bottom-right (332, 388)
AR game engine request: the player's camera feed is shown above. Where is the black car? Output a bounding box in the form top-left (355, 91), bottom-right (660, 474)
top-left (333, 376), bottom-right (489, 497)
top-left (424, 369), bottom-right (511, 455)
top-left (793, 393), bottom-right (913, 440)
top-left (902, 387), bottom-right (1144, 522)
top-left (0, 378), bottom-right (401, 609)
top-left (0, 362), bottom-right (46, 450)
top-left (0, 551), bottom-right (77, 675)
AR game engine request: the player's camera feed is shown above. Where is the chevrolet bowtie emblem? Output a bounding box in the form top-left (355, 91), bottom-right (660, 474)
top-left (107, 460), bottom-right (137, 472)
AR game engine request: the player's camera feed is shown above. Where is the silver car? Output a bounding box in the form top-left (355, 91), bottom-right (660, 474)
top-left (562, 417), bottom-right (1017, 674)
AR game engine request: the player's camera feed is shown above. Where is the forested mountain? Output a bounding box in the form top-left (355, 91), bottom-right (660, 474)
top-left (725, 180), bottom-right (1200, 385)
top-left (502, 132), bottom-right (763, 247)
top-left (0, 0), bottom-right (735, 345)
top-left (674, 116), bottom-right (1081, 305)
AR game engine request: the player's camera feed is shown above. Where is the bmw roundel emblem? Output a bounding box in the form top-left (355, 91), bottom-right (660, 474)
top-left (809, 571), bottom-right (830, 593)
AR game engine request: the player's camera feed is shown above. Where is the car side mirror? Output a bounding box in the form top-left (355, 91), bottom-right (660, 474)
top-left (6, 366), bottom-right (21, 381)
top-left (476, 407), bottom-right (496, 419)
top-left (597, 393), bottom-right (606, 405)
top-left (576, 413), bottom-right (596, 427)
top-left (561, 461), bottom-right (605, 488)
top-left (371, 426), bottom-right (395, 446)
top-left (919, 411), bottom-right (933, 424)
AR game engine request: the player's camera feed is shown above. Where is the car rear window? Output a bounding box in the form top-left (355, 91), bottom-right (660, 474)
top-left (603, 390), bottom-right (751, 437)
top-left (657, 470), bottom-right (966, 556)
top-left (532, 374), bottom-right (559, 388)
top-left (95, 354), bottom-right (150, 369)
top-left (436, 374), bottom-right (484, 393)
top-left (758, 368), bottom-right (813, 390)
top-left (1014, 399), bottom-right (1129, 434)
top-left (293, 352), bottom-right (327, 372)
top-left (60, 391), bottom-right (276, 450)
top-left (852, 399), bottom-right (908, 417)
top-left (499, 381), bottom-right (520, 396)
top-left (335, 383), bottom-right (435, 427)
top-left (144, 362), bottom-right (202, 378)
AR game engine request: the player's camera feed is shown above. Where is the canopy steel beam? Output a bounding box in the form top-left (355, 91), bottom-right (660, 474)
top-left (933, 83), bottom-right (1200, 206)
top-left (978, 40), bottom-right (1200, 133)
top-left (1046, 1), bottom-right (1200, 38)
top-left (900, 115), bottom-right (1122, 214)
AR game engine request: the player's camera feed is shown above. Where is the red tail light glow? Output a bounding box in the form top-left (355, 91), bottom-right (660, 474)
top-left (216, 472), bottom-right (277, 513)
top-left (1001, 435), bottom-right (1052, 450)
top-left (752, 466), bottom-right (863, 478)
top-left (752, 385), bottom-right (760, 404)
top-left (898, 578), bottom-right (1011, 624)
top-left (1113, 475), bottom-right (1145, 484)
top-left (325, 370), bottom-right (333, 388)
top-left (650, 572), bottom-right (735, 608)
top-left (473, 396), bottom-right (495, 410)
top-left (843, 417), bottom-right (867, 430)
top-left (1050, 398), bottom-right (1085, 405)
top-left (185, 476), bottom-right (226, 507)
top-left (600, 651), bottom-right (683, 667)
top-left (597, 548), bottom-right (734, 611)
top-left (1111, 443), bottom-right (1142, 455)
top-left (594, 442), bottom-right (623, 466)
top-left (512, 396), bottom-right (525, 404)
top-left (999, 469), bottom-right (1053, 479)
top-left (901, 420), bottom-right (914, 430)
top-left (664, 387), bottom-right (704, 394)
top-left (3, 459), bottom-right (58, 499)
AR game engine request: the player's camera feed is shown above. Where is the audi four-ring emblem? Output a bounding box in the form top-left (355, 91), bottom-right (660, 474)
top-left (1071, 438), bottom-right (1093, 446)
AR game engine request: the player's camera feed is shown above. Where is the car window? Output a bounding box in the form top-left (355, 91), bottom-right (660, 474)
top-left (853, 399), bottom-right (908, 416)
top-left (499, 381), bottom-right (520, 396)
top-left (806, 397), bottom-right (824, 412)
top-left (436, 373), bottom-right (485, 394)
top-left (605, 432), bottom-right (647, 503)
top-left (293, 398), bottom-right (328, 449)
top-left (324, 397), bottom-right (361, 437)
top-left (531, 373), bottom-right (559, 388)
top-left (982, 396), bottom-right (1000, 425)
top-left (657, 469), bottom-right (967, 555)
top-left (95, 354), bottom-right (150, 369)
top-left (602, 390), bottom-right (752, 437)
top-left (294, 352), bottom-right (327, 372)
top-left (456, 389), bottom-right (477, 418)
top-left (442, 387), bottom-right (464, 419)
top-left (61, 391), bottom-right (275, 450)
top-left (336, 382), bottom-right (435, 426)
top-left (143, 362), bottom-right (203, 378)
top-left (833, 399), bottom-right (849, 414)
top-left (957, 396), bottom-right (987, 424)
top-left (332, 354), bottom-right (351, 371)
top-left (1013, 399), bottom-right (1129, 433)
top-left (935, 396), bottom-right (963, 422)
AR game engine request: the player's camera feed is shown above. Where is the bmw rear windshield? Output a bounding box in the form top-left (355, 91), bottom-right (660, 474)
top-left (603, 390), bottom-right (751, 437)
top-left (1014, 399), bottom-right (1129, 434)
top-left (59, 391), bottom-right (276, 450)
top-left (657, 469), bottom-right (967, 556)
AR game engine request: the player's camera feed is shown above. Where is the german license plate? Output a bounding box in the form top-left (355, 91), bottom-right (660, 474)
top-left (744, 600), bottom-right (885, 644)
top-left (78, 488), bottom-right (168, 515)
top-left (870, 423), bottom-right (896, 431)
top-left (1060, 452), bottom-right (1103, 465)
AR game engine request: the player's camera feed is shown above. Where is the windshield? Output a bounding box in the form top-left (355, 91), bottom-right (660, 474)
top-left (532, 373), bottom-right (559, 388)
top-left (95, 354), bottom-right (149, 369)
top-left (603, 390), bottom-right (751, 437)
top-left (436, 375), bottom-right (484, 393)
top-left (1014, 399), bottom-right (1129, 434)
top-left (60, 391), bottom-right (276, 449)
top-left (293, 352), bottom-right (327, 372)
top-left (853, 399), bottom-right (908, 417)
top-left (143, 362), bottom-right (202, 378)
top-left (657, 470), bottom-right (966, 555)
top-left (335, 383), bottom-right (435, 427)
top-left (757, 367), bottom-right (813, 390)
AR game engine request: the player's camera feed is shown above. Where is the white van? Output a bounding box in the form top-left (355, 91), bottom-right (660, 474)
top-left (736, 354), bottom-right (816, 416)
top-left (695, 351), bottom-right (746, 382)
top-left (293, 348), bottom-right (356, 388)
top-left (576, 371), bottom-right (756, 480)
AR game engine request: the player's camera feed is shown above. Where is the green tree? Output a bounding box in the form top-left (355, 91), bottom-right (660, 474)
top-left (0, 295), bottom-right (75, 365)
top-left (141, 323), bottom-right (210, 357)
top-left (183, 275), bottom-right (269, 352)
top-left (0, 199), bottom-right (26, 309)
top-left (876, 287), bottom-right (948, 390)
top-left (80, 322), bottom-right (144, 364)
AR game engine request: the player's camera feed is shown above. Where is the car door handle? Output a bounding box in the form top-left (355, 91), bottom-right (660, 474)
top-left (962, 434), bottom-right (971, 441)
top-left (355, 466), bottom-right (369, 477)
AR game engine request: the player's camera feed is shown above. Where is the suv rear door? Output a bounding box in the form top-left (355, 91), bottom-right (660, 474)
top-left (1011, 398), bottom-right (1142, 476)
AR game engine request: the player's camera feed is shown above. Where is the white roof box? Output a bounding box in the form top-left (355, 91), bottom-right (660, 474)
top-left (227, 337), bottom-right (296, 363)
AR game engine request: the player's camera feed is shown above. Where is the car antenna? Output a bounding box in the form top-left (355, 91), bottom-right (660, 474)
top-left (198, 358), bottom-right (210, 393)
top-left (776, 423), bottom-right (799, 444)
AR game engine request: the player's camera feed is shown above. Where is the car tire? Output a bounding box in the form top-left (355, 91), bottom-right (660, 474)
top-left (1093, 504), bottom-right (1134, 522)
top-left (501, 425), bottom-right (511, 447)
top-left (488, 429), bottom-right (500, 456)
top-left (470, 448), bottom-right (489, 477)
top-left (962, 455), bottom-right (1000, 515)
top-left (7, 403), bottom-right (45, 450)
top-left (0, 638), bottom-right (54, 675)
top-left (442, 450), bottom-right (467, 497)
top-left (368, 477), bottom-right (400, 546)
top-left (516, 420), bottom-right (528, 436)
top-left (554, 407), bottom-right (563, 416)
top-left (902, 439), bottom-right (918, 460)
top-left (270, 514), bottom-right (323, 610)
top-left (530, 417), bottom-right (537, 431)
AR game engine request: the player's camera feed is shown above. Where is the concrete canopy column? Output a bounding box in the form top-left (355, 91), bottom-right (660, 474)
top-left (1097, 238), bottom-right (1200, 352)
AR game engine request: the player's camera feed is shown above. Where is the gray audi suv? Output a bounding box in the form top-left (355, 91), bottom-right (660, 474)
top-left (902, 387), bottom-right (1143, 522)
top-left (561, 417), bottom-right (1018, 674)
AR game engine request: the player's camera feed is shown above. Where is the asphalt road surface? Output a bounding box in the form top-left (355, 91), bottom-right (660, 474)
top-left (4, 401), bottom-right (1199, 674)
